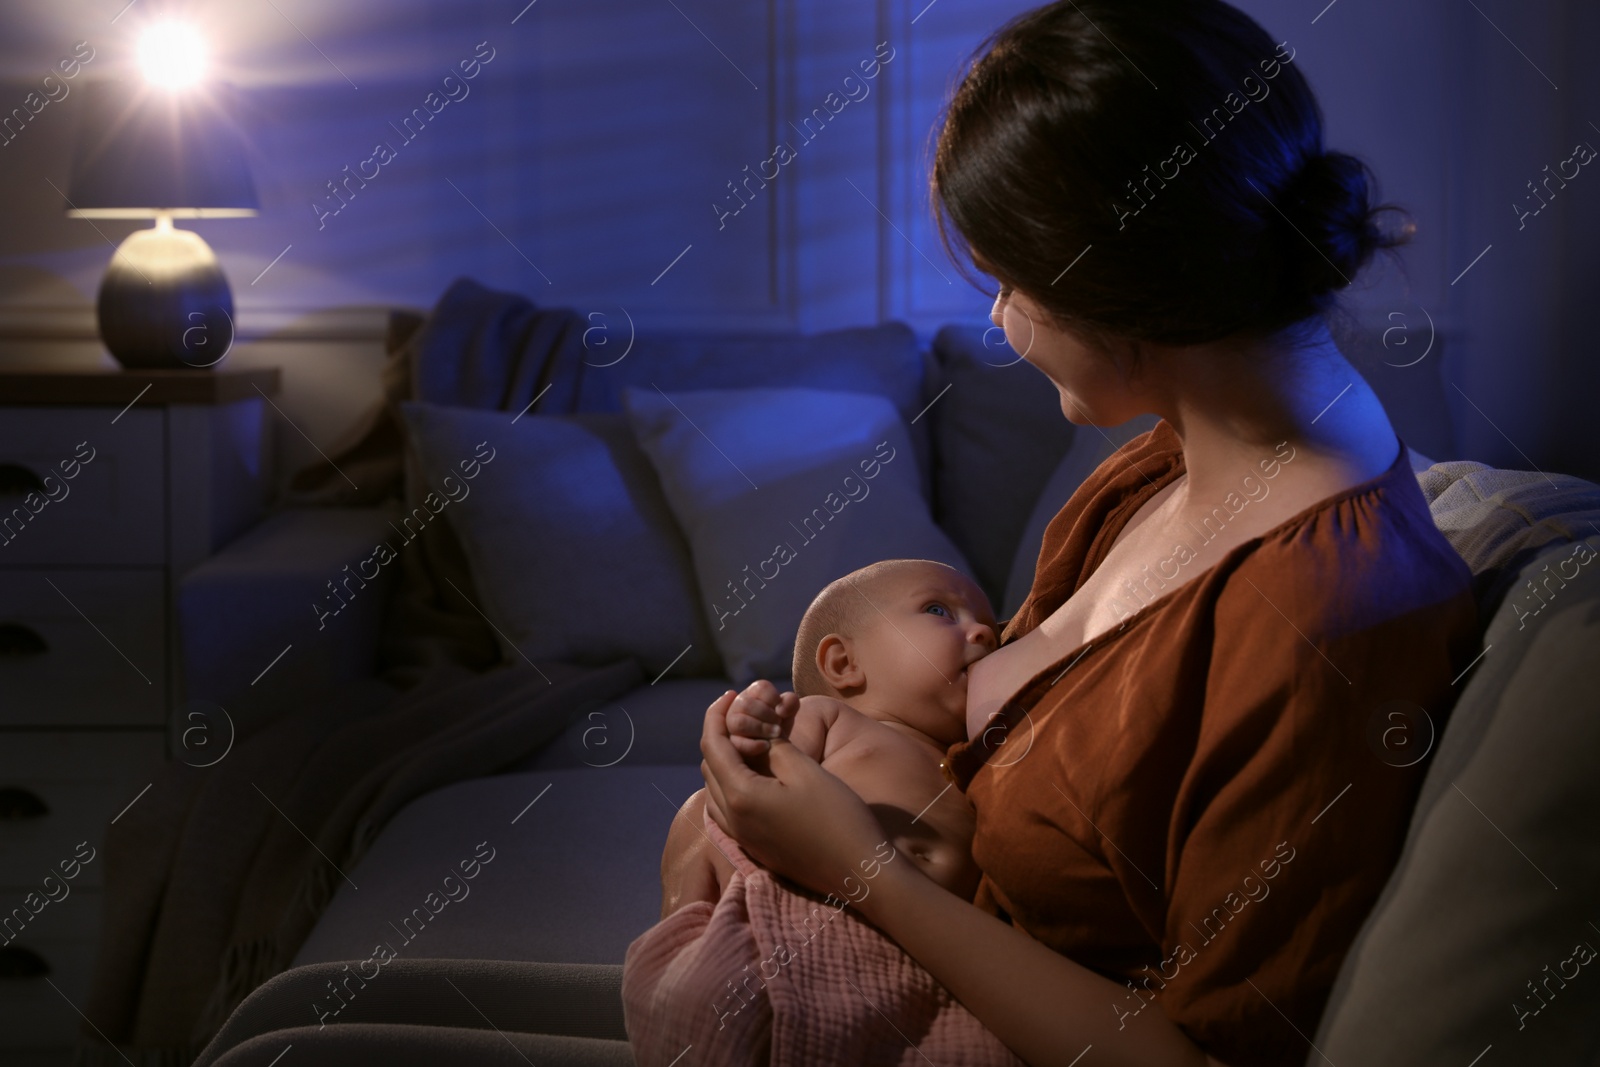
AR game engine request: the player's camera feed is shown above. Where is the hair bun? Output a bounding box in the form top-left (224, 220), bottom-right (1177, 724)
top-left (1277, 151), bottom-right (1412, 296)
top-left (932, 0), bottom-right (1420, 343)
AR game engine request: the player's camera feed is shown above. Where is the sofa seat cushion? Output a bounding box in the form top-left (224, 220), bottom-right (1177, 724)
top-left (293, 764), bottom-right (705, 969)
top-left (509, 676), bottom-right (781, 771)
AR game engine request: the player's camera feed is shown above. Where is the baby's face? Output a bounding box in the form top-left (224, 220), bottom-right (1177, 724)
top-left (851, 565), bottom-right (998, 745)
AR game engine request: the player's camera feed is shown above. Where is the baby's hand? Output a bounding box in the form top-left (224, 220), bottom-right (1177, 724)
top-left (724, 680), bottom-right (798, 757)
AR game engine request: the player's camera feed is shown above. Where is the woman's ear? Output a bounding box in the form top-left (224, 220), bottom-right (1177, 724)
top-left (1099, 331), bottom-right (1146, 383)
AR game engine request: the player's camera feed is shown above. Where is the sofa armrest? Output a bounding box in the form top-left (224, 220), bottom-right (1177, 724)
top-left (178, 505), bottom-right (401, 737)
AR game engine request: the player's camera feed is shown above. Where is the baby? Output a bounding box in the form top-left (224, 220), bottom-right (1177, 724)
top-left (659, 558), bottom-right (999, 915)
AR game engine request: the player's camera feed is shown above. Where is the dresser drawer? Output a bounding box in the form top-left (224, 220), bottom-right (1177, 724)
top-left (0, 884), bottom-right (102, 1051)
top-left (0, 732), bottom-right (164, 893)
top-left (0, 569), bottom-right (167, 726)
top-left (0, 407), bottom-right (165, 566)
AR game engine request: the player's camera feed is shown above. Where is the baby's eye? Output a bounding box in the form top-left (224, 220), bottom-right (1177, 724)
top-left (923, 602), bottom-right (951, 618)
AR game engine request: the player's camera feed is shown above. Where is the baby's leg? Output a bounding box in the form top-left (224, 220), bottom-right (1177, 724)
top-left (657, 788), bottom-right (737, 920)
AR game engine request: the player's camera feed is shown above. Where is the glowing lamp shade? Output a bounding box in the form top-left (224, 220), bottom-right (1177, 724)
top-left (65, 80), bottom-right (258, 369)
top-left (138, 23), bottom-right (208, 88)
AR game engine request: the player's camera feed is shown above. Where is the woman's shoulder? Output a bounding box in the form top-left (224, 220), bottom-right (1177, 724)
top-left (1217, 438), bottom-right (1476, 637)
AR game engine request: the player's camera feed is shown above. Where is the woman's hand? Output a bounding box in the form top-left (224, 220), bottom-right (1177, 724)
top-left (704, 692), bottom-right (1222, 1067)
top-left (700, 689), bottom-right (891, 903)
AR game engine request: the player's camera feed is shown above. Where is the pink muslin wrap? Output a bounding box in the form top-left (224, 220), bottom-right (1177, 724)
top-left (621, 809), bottom-right (1025, 1067)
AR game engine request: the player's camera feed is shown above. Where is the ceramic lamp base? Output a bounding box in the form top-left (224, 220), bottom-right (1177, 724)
top-left (97, 219), bottom-right (235, 370)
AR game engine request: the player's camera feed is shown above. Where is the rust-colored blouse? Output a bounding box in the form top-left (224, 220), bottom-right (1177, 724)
top-left (943, 419), bottom-right (1479, 1067)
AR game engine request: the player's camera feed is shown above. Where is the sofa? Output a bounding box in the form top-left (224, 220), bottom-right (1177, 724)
top-left (178, 292), bottom-right (1600, 1065)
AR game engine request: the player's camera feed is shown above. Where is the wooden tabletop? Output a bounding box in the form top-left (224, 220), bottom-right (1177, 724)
top-left (0, 367), bottom-right (281, 405)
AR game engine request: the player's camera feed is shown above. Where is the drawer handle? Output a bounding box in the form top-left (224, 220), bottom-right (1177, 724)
top-left (0, 623), bottom-right (48, 658)
top-left (0, 946), bottom-right (51, 979)
top-left (0, 787), bottom-right (49, 820)
top-left (0, 463), bottom-right (46, 497)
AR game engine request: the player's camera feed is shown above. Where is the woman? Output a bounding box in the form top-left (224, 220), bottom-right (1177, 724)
top-left (698, 2), bottom-right (1479, 1065)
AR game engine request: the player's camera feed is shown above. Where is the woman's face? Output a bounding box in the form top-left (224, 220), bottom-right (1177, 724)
top-left (988, 281), bottom-right (1146, 427)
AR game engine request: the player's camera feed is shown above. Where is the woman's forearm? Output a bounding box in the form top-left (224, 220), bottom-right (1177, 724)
top-left (699, 697), bottom-right (1224, 1065)
top-left (857, 860), bottom-right (1214, 1067)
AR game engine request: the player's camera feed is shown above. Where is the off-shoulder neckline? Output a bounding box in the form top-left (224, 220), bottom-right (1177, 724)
top-left (1032, 420), bottom-right (1411, 644)
top-left (946, 420), bottom-right (1414, 779)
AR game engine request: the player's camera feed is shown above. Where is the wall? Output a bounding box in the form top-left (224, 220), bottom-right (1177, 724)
top-left (0, 0), bottom-right (1592, 496)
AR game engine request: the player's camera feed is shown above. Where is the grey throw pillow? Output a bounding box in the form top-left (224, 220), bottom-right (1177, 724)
top-left (621, 385), bottom-right (975, 686)
top-left (398, 401), bottom-right (721, 679)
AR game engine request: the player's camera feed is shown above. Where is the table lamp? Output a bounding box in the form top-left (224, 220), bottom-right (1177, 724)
top-left (64, 23), bottom-right (258, 370)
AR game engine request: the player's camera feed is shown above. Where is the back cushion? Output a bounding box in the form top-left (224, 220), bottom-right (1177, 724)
top-left (572, 320), bottom-right (937, 505)
top-left (926, 324), bottom-right (1078, 612)
top-left (398, 402), bottom-right (722, 679)
top-left (1000, 413), bottom-right (1161, 621)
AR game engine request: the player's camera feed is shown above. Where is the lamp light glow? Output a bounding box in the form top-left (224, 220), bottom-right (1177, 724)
top-left (65, 78), bottom-right (257, 369)
top-left (138, 23), bottom-right (208, 88)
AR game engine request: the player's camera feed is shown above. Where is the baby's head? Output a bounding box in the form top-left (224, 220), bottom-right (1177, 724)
top-left (792, 559), bottom-right (998, 745)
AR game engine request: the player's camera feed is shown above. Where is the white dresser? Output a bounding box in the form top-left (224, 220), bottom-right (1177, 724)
top-left (0, 367), bottom-right (278, 1059)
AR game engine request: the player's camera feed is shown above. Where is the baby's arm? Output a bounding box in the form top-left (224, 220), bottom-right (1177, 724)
top-left (662, 683), bottom-right (857, 917)
top-left (658, 683), bottom-right (842, 918)
top-left (724, 680), bottom-right (849, 763)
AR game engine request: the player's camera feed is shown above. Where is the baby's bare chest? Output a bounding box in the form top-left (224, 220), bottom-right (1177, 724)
top-left (822, 721), bottom-right (974, 850)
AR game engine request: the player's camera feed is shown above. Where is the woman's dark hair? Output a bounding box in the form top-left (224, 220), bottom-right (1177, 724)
top-left (931, 0), bottom-right (1413, 352)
